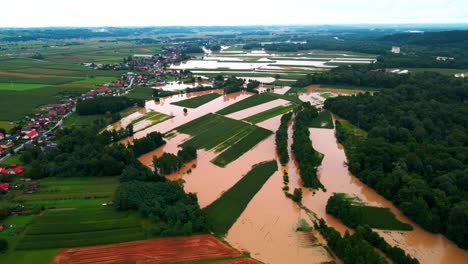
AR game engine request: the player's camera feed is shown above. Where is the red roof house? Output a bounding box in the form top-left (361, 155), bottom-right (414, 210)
top-left (13, 166), bottom-right (24, 174)
top-left (24, 130), bottom-right (39, 139)
top-left (0, 133), bottom-right (4, 140)
top-left (0, 183), bottom-right (10, 192)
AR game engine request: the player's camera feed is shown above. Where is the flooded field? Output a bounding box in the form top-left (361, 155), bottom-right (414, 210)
top-left (120, 83), bottom-right (467, 264)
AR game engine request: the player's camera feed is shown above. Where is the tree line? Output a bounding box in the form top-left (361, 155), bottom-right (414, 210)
top-left (291, 103), bottom-right (324, 189)
top-left (324, 72), bottom-right (468, 249)
top-left (76, 97), bottom-right (144, 115)
top-left (275, 112), bottom-right (292, 165)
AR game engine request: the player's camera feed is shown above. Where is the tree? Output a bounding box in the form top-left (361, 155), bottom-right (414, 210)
top-left (0, 238), bottom-right (7, 253)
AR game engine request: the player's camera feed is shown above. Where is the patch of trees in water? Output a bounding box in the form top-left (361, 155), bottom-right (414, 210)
top-left (324, 72), bottom-right (468, 249)
top-left (292, 103), bottom-right (324, 189)
top-left (153, 146), bottom-right (197, 174)
top-left (275, 112), bottom-right (293, 165)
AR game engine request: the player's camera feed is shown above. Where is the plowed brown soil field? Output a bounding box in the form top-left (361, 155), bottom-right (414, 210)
top-left (207, 258), bottom-right (260, 264)
top-left (51, 234), bottom-right (242, 264)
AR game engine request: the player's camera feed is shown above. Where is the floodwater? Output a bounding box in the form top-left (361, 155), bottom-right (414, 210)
top-left (129, 84), bottom-right (467, 264)
top-left (132, 90), bottom-right (252, 138)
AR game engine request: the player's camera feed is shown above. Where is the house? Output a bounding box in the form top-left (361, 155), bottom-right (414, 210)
top-left (391, 46), bottom-right (401, 54)
top-left (0, 133), bottom-right (4, 140)
top-left (24, 130), bottom-right (39, 140)
top-left (0, 183), bottom-right (10, 192)
top-left (454, 73), bottom-right (465, 78)
top-left (436, 56), bottom-right (454, 61)
top-left (12, 165), bottom-right (24, 174)
top-left (0, 164), bottom-right (24, 175)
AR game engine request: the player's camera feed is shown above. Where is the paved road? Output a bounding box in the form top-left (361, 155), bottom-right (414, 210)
top-left (0, 111), bottom-right (73, 163)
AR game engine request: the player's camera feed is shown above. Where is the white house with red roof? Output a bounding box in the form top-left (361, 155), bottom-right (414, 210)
top-left (23, 130), bottom-right (39, 140)
top-left (0, 133), bottom-right (4, 140)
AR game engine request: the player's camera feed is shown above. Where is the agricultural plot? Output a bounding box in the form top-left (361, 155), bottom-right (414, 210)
top-left (171, 93), bottom-right (221, 108)
top-left (130, 110), bottom-right (172, 132)
top-left (16, 207), bottom-right (145, 250)
top-left (204, 161), bottom-right (278, 234)
top-left (51, 234), bottom-right (248, 264)
top-left (216, 93), bottom-right (301, 116)
top-left (243, 104), bottom-right (297, 124)
top-left (175, 114), bottom-right (272, 167)
top-left (352, 206), bottom-right (413, 230)
top-left (0, 83), bottom-right (49, 91)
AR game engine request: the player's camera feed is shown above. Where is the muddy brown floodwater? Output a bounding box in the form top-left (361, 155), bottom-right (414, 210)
top-left (132, 86), bottom-right (467, 264)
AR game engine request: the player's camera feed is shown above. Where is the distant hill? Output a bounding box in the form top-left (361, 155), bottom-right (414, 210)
top-left (378, 30), bottom-right (468, 46)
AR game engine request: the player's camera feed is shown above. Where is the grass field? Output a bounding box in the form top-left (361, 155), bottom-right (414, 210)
top-left (0, 83), bottom-right (49, 91)
top-left (0, 154), bottom-right (22, 165)
top-left (243, 104), bottom-right (297, 124)
top-left (175, 113), bottom-right (272, 167)
top-left (0, 87), bottom-right (91, 121)
top-left (335, 117), bottom-right (367, 138)
top-left (171, 93), bottom-right (221, 108)
top-left (0, 120), bottom-right (15, 130)
top-left (16, 207), bottom-right (145, 250)
top-left (318, 84), bottom-right (379, 91)
top-left (212, 127), bottom-right (273, 167)
top-left (203, 160), bottom-right (278, 234)
top-left (352, 206), bottom-right (413, 230)
top-left (308, 110), bottom-right (334, 129)
top-left (63, 106), bottom-right (142, 128)
top-left (216, 93), bottom-right (301, 115)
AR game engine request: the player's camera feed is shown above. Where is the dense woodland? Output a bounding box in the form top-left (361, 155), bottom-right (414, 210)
top-left (153, 146), bottom-right (197, 174)
top-left (324, 73), bottom-right (468, 249)
top-left (292, 103), bottom-right (324, 189)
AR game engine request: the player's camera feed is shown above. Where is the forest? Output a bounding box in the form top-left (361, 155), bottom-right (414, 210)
top-left (324, 72), bottom-right (468, 249)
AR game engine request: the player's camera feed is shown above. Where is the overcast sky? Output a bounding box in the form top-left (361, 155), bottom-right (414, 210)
top-left (1, 0), bottom-right (467, 27)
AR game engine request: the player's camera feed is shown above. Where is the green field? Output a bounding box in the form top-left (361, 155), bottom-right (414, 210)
top-left (0, 120), bottom-right (15, 130)
top-left (352, 206), bottom-right (413, 230)
top-left (212, 127), bottom-right (273, 167)
top-left (0, 87), bottom-right (91, 121)
top-left (171, 93), bottom-right (221, 108)
top-left (216, 93), bottom-right (301, 115)
top-left (318, 84), bottom-right (379, 91)
top-left (16, 207), bottom-right (145, 250)
top-left (243, 104), bottom-right (297, 124)
top-left (203, 160), bottom-right (278, 234)
top-left (175, 113), bottom-right (272, 166)
top-left (308, 110), bottom-right (334, 129)
top-left (0, 154), bottom-right (22, 165)
top-left (0, 83), bottom-right (48, 91)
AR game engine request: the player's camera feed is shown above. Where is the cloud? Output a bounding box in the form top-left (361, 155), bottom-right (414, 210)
top-left (0, 0), bottom-right (467, 27)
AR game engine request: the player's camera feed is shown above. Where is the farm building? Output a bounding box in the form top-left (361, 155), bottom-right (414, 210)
top-left (391, 46), bottom-right (401, 54)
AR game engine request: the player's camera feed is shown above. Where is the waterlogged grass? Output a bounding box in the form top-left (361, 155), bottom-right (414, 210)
top-left (203, 160), bottom-right (278, 234)
top-left (243, 104), bottom-right (297, 124)
top-left (308, 110), bottom-right (334, 129)
top-left (16, 207), bottom-right (145, 249)
top-left (171, 93), bottom-right (221, 108)
top-left (130, 110), bottom-right (172, 131)
top-left (217, 93), bottom-right (301, 115)
top-left (175, 113), bottom-right (271, 166)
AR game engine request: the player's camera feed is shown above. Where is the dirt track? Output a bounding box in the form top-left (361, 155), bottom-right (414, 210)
top-left (51, 234), bottom-right (242, 264)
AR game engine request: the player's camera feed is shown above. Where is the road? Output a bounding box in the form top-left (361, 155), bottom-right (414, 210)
top-left (0, 111), bottom-right (73, 163)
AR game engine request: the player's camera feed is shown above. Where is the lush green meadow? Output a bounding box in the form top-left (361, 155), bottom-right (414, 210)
top-left (171, 93), bottom-right (221, 108)
top-left (243, 104), bottom-right (297, 124)
top-left (203, 160), bottom-right (278, 234)
top-left (175, 113), bottom-right (272, 166)
top-left (0, 83), bottom-right (48, 91)
top-left (16, 208), bottom-right (145, 250)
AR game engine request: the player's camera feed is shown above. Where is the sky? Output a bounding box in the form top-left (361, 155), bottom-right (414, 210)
top-left (1, 0), bottom-right (467, 27)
